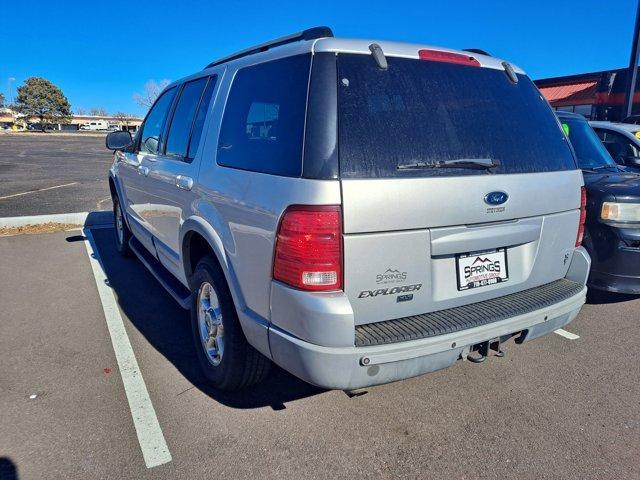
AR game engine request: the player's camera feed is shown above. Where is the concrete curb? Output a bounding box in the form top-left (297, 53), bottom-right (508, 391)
top-left (0, 211), bottom-right (114, 228)
top-left (0, 131), bottom-right (108, 137)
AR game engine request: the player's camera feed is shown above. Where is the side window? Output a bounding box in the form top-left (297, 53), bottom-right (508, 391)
top-left (614, 132), bottom-right (639, 157)
top-left (604, 131), bottom-right (640, 162)
top-left (217, 54), bottom-right (311, 176)
top-left (165, 77), bottom-right (208, 159)
top-left (139, 87), bottom-right (177, 155)
top-left (187, 76), bottom-right (217, 159)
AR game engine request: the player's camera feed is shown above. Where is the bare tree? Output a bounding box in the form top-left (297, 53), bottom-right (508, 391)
top-left (75, 107), bottom-right (86, 115)
top-left (133, 79), bottom-right (171, 108)
top-left (89, 107), bottom-right (108, 117)
top-left (113, 111), bottom-right (133, 128)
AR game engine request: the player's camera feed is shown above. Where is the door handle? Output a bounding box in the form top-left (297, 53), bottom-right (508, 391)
top-left (137, 165), bottom-right (150, 176)
top-left (175, 175), bottom-right (193, 191)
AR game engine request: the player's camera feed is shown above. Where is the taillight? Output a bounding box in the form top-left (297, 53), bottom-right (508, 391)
top-left (273, 205), bottom-right (342, 291)
top-left (576, 187), bottom-right (587, 247)
top-left (418, 49), bottom-right (481, 67)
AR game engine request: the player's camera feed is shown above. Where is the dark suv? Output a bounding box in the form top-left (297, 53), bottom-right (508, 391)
top-left (558, 111), bottom-right (640, 295)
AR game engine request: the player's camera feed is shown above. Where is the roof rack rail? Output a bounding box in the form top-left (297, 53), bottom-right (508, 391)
top-left (463, 48), bottom-right (491, 56)
top-left (204, 26), bottom-right (334, 69)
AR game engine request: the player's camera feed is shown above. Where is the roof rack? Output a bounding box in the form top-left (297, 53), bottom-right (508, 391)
top-left (204, 26), bottom-right (334, 69)
top-left (463, 48), bottom-right (491, 56)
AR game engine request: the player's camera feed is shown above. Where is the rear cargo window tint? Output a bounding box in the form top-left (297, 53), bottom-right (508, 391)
top-left (217, 54), bottom-right (311, 177)
top-left (246, 102), bottom-right (279, 139)
top-left (337, 54), bottom-right (576, 178)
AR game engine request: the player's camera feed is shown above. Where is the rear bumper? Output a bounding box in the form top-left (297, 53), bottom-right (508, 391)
top-left (265, 247), bottom-right (590, 390)
top-left (268, 286), bottom-right (586, 390)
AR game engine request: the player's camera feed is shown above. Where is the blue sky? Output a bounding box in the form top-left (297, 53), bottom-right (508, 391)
top-left (1, 0), bottom-right (637, 117)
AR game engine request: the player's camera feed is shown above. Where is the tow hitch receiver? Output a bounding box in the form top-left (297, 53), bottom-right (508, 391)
top-left (466, 338), bottom-right (505, 363)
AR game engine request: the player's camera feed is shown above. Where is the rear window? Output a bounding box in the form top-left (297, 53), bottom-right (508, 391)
top-left (560, 117), bottom-right (617, 169)
top-left (187, 77), bottom-right (217, 159)
top-left (166, 77), bottom-right (208, 159)
top-left (217, 54), bottom-right (311, 176)
top-left (337, 54), bottom-right (576, 178)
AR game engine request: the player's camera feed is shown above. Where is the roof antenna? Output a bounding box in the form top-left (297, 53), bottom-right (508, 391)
top-left (502, 61), bottom-right (518, 84)
top-left (369, 43), bottom-right (388, 70)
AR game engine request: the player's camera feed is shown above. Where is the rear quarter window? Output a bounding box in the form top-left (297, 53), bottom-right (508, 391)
top-left (217, 54), bottom-right (311, 176)
top-left (337, 54), bottom-right (577, 178)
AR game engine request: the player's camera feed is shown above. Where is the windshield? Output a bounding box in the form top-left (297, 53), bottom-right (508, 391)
top-left (560, 117), bottom-right (617, 170)
top-left (337, 54), bottom-right (577, 178)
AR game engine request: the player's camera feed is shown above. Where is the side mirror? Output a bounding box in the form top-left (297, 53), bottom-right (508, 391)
top-left (106, 130), bottom-right (133, 151)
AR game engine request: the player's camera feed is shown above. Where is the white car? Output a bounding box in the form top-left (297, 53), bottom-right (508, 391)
top-left (590, 121), bottom-right (640, 170)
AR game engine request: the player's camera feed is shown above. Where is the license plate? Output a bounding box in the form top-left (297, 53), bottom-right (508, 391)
top-left (456, 248), bottom-right (508, 291)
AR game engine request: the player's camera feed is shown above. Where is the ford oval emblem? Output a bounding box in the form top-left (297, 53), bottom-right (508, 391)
top-left (484, 191), bottom-right (509, 206)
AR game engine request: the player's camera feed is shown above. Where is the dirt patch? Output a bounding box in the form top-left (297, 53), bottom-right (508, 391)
top-left (0, 222), bottom-right (81, 237)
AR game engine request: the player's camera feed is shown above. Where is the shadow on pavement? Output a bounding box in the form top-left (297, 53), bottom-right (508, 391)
top-left (84, 228), bottom-right (324, 410)
top-left (0, 457), bottom-right (18, 480)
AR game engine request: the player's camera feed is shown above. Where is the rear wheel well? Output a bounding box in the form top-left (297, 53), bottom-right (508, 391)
top-left (183, 231), bottom-right (218, 283)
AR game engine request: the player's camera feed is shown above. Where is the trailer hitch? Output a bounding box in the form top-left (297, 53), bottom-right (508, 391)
top-left (466, 338), bottom-right (505, 363)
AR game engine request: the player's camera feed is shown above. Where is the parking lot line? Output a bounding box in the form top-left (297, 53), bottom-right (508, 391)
top-left (554, 328), bottom-right (580, 340)
top-left (0, 181), bottom-right (78, 201)
top-left (82, 228), bottom-right (172, 469)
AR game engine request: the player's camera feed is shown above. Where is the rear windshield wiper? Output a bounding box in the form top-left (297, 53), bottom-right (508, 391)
top-left (398, 158), bottom-right (500, 170)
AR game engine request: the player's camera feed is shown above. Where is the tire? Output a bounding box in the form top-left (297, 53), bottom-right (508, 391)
top-left (113, 195), bottom-right (131, 256)
top-left (190, 254), bottom-right (270, 390)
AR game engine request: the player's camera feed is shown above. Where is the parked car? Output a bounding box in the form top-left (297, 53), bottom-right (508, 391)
top-left (80, 120), bottom-right (108, 131)
top-left (27, 123), bottom-right (55, 131)
top-left (590, 121), bottom-right (640, 171)
top-left (106, 27), bottom-right (590, 391)
top-left (559, 111), bottom-right (640, 295)
top-left (622, 114), bottom-right (640, 125)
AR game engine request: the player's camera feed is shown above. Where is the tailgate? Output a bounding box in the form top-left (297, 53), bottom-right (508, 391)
top-left (341, 170), bottom-right (583, 325)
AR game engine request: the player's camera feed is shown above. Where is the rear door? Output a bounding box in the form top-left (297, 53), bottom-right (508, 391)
top-left (336, 53), bottom-right (582, 325)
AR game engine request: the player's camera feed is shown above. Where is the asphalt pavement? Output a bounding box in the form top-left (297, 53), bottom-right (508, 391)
top-left (0, 228), bottom-right (638, 479)
top-left (0, 133), bottom-right (114, 217)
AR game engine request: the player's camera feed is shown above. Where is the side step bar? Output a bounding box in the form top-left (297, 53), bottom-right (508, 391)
top-left (129, 236), bottom-right (192, 309)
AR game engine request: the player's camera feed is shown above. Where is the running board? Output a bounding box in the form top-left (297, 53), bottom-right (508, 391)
top-left (129, 236), bottom-right (192, 309)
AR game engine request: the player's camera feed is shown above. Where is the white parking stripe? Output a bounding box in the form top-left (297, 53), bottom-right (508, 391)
top-left (0, 182), bottom-right (78, 201)
top-left (554, 328), bottom-right (580, 340)
top-left (82, 228), bottom-right (172, 468)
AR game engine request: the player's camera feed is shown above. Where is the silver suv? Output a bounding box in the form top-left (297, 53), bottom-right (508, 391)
top-left (106, 27), bottom-right (590, 391)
